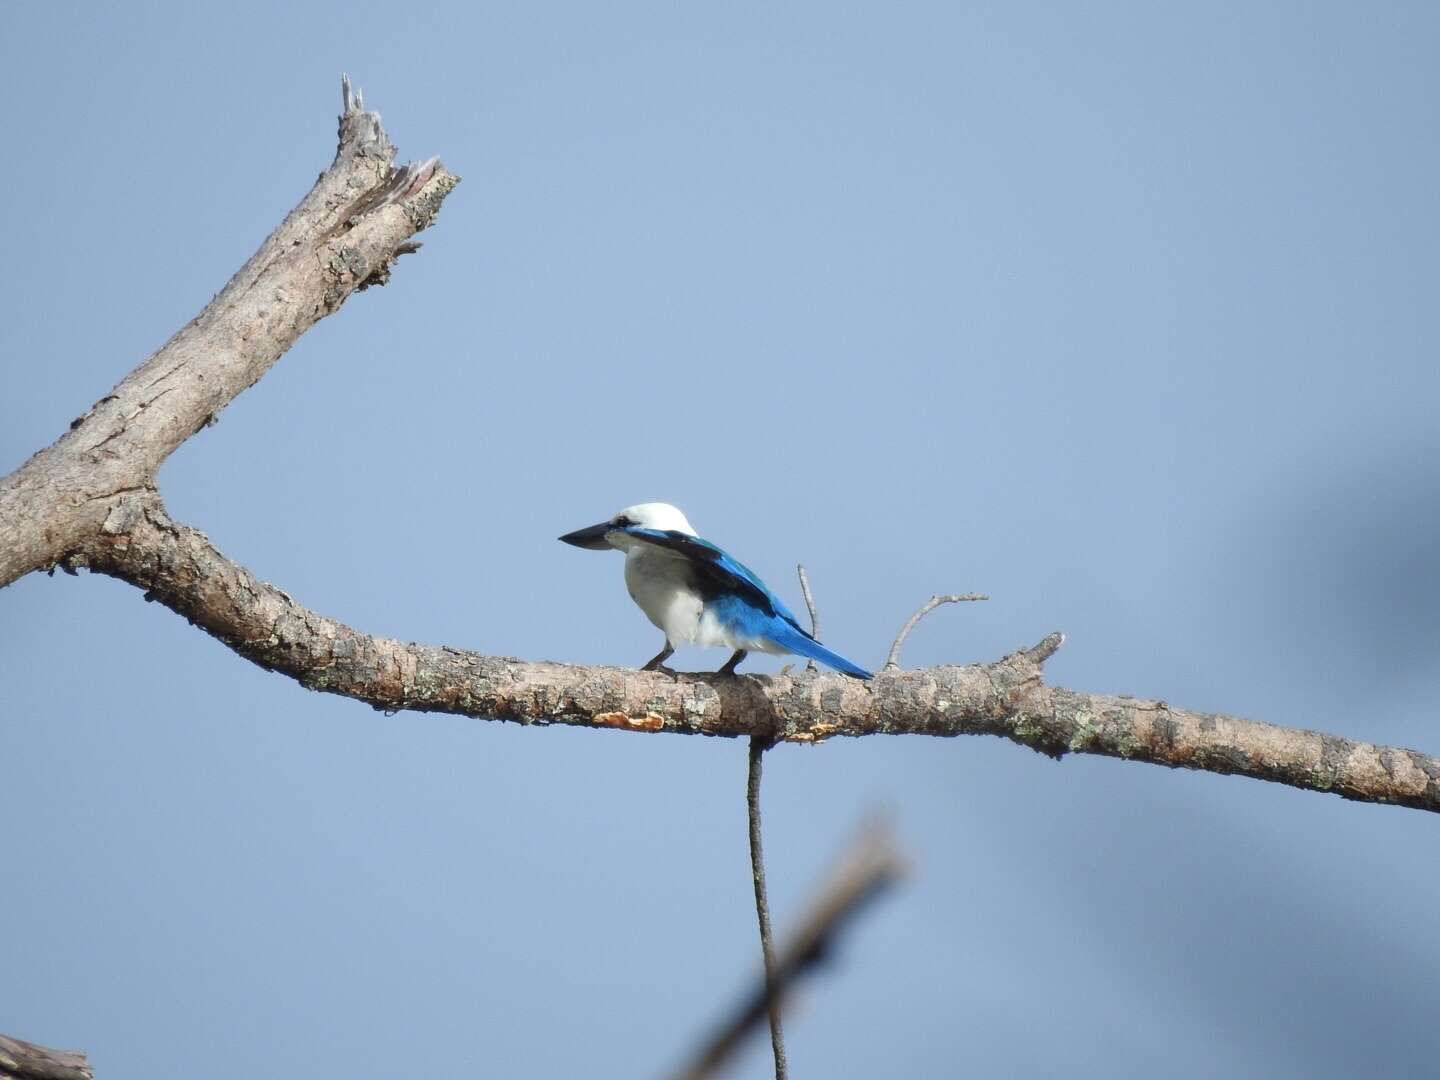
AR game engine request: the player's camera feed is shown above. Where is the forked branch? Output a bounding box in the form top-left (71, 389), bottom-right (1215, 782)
top-left (0, 76), bottom-right (458, 588)
top-left (0, 79), bottom-right (1433, 852)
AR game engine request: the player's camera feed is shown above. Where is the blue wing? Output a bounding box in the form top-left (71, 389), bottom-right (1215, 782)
top-left (622, 527), bottom-right (872, 679)
top-left (622, 527), bottom-right (805, 628)
top-left (756, 617), bottom-right (873, 679)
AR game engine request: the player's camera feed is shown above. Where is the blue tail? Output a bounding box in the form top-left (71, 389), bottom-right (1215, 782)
top-left (764, 619), bottom-right (873, 679)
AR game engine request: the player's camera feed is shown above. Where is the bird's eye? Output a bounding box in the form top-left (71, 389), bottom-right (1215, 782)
top-left (614, 515), bottom-right (633, 527)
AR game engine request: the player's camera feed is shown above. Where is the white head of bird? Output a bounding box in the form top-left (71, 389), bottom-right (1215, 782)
top-left (606, 503), bottom-right (696, 549)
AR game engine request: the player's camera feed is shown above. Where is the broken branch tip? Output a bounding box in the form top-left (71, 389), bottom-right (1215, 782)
top-left (1024, 632), bottom-right (1066, 665)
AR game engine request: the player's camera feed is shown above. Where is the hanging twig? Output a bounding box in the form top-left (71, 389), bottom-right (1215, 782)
top-left (738, 561), bottom-right (830, 1074)
top-left (747, 736), bottom-right (787, 1078)
top-left (884, 593), bottom-right (988, 670)
top-left (673, 820), bottom-right (907, 1080)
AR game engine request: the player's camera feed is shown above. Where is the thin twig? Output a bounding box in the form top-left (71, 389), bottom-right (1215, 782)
top-left (673, 821), bottom-right (906, 1080)
top-left (796, 564), bottom-right (820, 673)
top-left (884, 593), bottom-right (988, 670)
top-left (747, 737), bottom-right (787, 1078)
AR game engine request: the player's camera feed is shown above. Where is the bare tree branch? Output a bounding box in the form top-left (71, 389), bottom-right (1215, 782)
top-left (0, 77), bottom-right (457, 588)
top-left (672, 821), bottom-right (905, 1080)
top-left (0, 1035), bottom-right (92, 1080)
top-left (0, 64), bottom-right (1432, 918)
top-left (57, 492), bottom-right (1437, 814)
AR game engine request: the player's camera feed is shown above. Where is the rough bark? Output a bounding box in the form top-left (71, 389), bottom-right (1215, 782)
top-left (672, 823), bottom-right (904, 1080)
top-left (0, 1036), bottom-right (92, 1080)
top-left (64, 492), bottom-right (1440, 814)
top-left (0, 76), bottom-right (457, 588)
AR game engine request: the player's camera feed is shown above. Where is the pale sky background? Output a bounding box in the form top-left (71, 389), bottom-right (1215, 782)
top-left (3, 3), bottom-right (1438, 1078)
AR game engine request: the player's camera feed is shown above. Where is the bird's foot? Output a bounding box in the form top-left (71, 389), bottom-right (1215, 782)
top-left (717, 649), bottom-right (749, 676)
top-left (642, 642), bottom-right (676, 673)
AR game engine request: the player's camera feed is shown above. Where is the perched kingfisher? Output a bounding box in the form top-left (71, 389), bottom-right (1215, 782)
top-left (560, 502), bottom-right (872, 678)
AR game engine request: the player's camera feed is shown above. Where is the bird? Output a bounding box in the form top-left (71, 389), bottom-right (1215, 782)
top-left (559, 502), bottom-right (872, 679)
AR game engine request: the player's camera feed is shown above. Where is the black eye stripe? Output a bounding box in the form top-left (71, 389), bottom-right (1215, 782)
top-left (614, 515), bottom-right (633, 527)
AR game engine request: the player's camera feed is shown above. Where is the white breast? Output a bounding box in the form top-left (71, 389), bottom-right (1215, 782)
top-left (624, 546), bottom-right (703, 644)
top-left (694, 608), bottom-right (789, 653)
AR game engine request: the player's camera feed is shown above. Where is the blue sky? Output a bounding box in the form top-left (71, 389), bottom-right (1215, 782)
top-left (3, 3), bottom-right (1438, 1077)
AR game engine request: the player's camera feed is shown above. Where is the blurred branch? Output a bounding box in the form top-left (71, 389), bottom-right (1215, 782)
top-left (0, 1035), bottom-right (92, 1080)
top-left (672, 822), bottom-right (906, 1080)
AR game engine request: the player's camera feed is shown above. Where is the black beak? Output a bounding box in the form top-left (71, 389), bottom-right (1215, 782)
top-left (558, 521), bottom-right (614, 550)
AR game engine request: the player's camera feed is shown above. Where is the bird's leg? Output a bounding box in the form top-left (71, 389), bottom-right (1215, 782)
top-left (718, 649), bottom-right (749, 676)
top-left (642, 640), bottom-right (676, 674)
